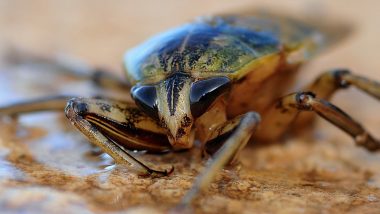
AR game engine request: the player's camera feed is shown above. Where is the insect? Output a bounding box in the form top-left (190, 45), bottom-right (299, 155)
top-left (1, 12), bottom-right (380, 208)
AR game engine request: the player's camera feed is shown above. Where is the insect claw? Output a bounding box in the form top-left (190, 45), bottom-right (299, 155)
top-left (166, 165), bottom-right (175, 175)
top-left (139, 165), bottom-right (175, 178)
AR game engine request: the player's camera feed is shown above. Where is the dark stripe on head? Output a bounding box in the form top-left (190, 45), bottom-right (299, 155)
top-left (164, 73), bottom-right (190, 116)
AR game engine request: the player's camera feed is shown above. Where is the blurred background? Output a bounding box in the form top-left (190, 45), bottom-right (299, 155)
top-left (0, 0), bottom-right (378, 74)
top-left (0, 1), bottom-right (379, 213)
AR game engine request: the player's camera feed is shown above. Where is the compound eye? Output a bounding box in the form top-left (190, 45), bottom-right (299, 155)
top-left (131, 85), bottom-right (158, 119)
top-left (190, 76), bottom-right (231, 118)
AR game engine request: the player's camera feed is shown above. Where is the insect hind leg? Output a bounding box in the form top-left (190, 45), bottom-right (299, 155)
top-left (0, 95), bottom-right (71, 117)
top-left (259, 91), bottom-right (380, 151)
top-left (5, 48), bottom-right (129, 91)
top-left (257, 69), bottom-right (380, 143)
top-left (307, 69), bottom-right (380, 100)
top-left (0, 95), bottom-right (121, 117)
top-left (293, 69), bottom-right (380, 130)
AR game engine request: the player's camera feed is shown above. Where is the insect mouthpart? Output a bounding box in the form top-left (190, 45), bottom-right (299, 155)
top-left (131, 73), bottom-right (232, 149)
top-left (155, 73), bottom-right (194, 149)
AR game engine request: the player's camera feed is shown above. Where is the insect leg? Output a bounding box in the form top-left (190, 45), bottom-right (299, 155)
top-left (294, 69), bottom-right (380, 128)
top-left (0, 95), bottom-right (122, 117)
top-left (177, 112), bottom-right (260, 209)
top-left (65, 97), bottom-right (173, 176)
top-left (0, 96), bottom-right (173, 175)
top-left (6, 48), bottom-right (129, 90)
top-left (306, 69), bottom-right (380, 100)
top-left (0, 95), bottom-right (71, 116)
top-left (259, 92), bottom-right (380, 151)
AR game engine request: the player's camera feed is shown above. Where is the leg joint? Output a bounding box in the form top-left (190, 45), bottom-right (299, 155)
top-left (331, 69), bottom-right (351, 88)
top-left (295, 92), bottom-right (316, 110)
top-left (92, 68), bottom-right (108, 85)
top-left (65, 98), bottom-right (89, 117)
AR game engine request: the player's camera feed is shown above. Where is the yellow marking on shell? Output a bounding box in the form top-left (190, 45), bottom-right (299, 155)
top-left (189, 53), bottom-right (281, 81)
top-left (229, 53), bottom-right (282, 81)
top-left (225, 52), bottom-right (286, 117)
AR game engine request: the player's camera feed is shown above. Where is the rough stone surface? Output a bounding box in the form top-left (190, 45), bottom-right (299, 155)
top-left (0, 1), bottom-right (380, 213)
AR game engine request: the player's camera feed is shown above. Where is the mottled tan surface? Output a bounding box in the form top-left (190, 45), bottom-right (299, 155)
top-left (1, 1), bottom-right (380, 214)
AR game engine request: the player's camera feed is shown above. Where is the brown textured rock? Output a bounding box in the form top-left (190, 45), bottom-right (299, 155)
top-left (1, 1), bottom-right (380, 214)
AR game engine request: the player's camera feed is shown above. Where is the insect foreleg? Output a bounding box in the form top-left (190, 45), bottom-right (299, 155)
top-left (64, 97), bottom-right (173, 176)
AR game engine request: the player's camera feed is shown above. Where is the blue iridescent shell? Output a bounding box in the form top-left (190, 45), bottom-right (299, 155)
top-left (124, 15), bottom-right (327, 84)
